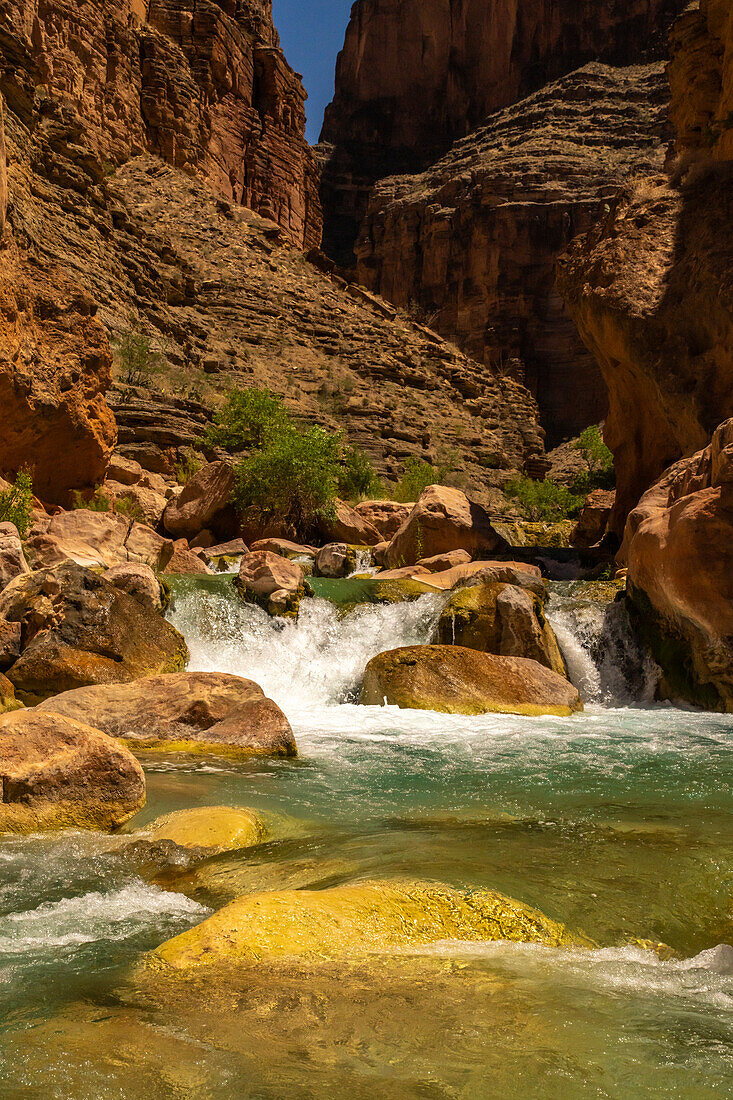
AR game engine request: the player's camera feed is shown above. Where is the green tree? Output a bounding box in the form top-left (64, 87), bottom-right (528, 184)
top-left (113, 323), bottom-right (162, 387)
top-left (0, 471), bottom-right (34, 537)
top-left (338, 444), bottom-right (382, 501)
top-left (573, 425), bottom-right (615, 493)
top-left (393, 458), bottom-right (445, 503)
top-left (503, 476), bottom-right (585, 522)
top-left (205, 388), bottom-right (291, 451)
top-left (234, 426), bottom-right (342, 538)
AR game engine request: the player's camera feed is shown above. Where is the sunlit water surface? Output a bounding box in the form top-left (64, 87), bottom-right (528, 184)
top-left (1, 578), bottom-right (731, 1097)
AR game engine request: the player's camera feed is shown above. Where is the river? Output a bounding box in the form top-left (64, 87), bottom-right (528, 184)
top-left (0, 577), bottom-right (731, 1097)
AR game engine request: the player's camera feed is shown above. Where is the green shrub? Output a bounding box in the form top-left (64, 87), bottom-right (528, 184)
top-left (393, 458), bottom-right (445, 503)
top-left (338, 445), bottom-right (382, 501)
top-left (113, 325), bottom-right (162, 387)
top-left (0, 471), bottom-right (34, 538)
top-left (234, 426), bottom-right (342, 538)
top-left (71, 488), bottom-right (111, 513)
top-left (573, 425), bottom-right (615, 493)
top-left (204, 388), bottom-right (291, 451)
top-left (175, 448), bottom-right (204, 486)
top-left (504, 477), bottom-right (585, 522)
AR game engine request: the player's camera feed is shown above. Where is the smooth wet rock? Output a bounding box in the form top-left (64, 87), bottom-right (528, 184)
top-left (103, 563), bottom-right (163, 611)
top-left (434, 583), bottom-right (566, 676)
top-left (147, 879), bottom-right (591, 970)
top-left (38, 671), bottom-right (296, 757)
top-left (0, 562), bottom-right (187, 702)
top-left (200, 538), bottom-right (249, 566)
top-left (139, 807), bottom-right (270, 852)
top-left (0, 710), bottom-right (145, 834)
top-left (384, 486), bottom-right (508, 567)
top-left (361, 645), bottom-right (582, 716)
top-left (315, 543), bottom-right (358, 579)
top-left (235, 551), bottom-right (307, 618)
top-left (162, 461), bottom-right (237, 541)
top-left (354, 500), bottom-right (414, 540)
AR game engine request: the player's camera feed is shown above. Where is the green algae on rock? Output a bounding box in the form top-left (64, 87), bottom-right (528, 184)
top-left (361, 645), bottom-right (583, 716)
top-left (147, 879), bottom-right (593, 971)
top-left (138, 806), bottom-right (270, 853)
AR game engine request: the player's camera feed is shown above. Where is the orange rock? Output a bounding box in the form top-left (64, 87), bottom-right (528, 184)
top-left (384, 485), bottom-right (508, 567)
top-left (354, 500), bottom-right (414, 540)
top-left (570, 490), bottom-right (615, 548)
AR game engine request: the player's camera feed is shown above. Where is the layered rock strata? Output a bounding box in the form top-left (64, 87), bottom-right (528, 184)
top-left (356, 64), bottom-right (671, 441)
top-left (320, 0), bottom-right (688, 262)
top-left (0, 0), bottom-right (320, 247)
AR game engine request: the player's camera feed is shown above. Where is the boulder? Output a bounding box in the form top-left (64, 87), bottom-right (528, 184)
top-left (0, 522), bottom-right (29, 590)
top-left (162, 461), bottom-right (237, 540)
top-left (384, 485), bottom-right (508, 567)
top-left (417, 549), bottom-right (471, 572)
top-left (317, 499), bottom-right (382, 546)
top-left (361, 645), bottom-right (582, 716)
top-left (0, 562), bottom-right (187, 702)
top-left (146, 879), bottom-right (590, 970)
top-left (434, 583), bottom-right (566, 676)
top-left (106, 454), bottom-right (145, 486)
top-left (570, 489), bottom-right (615, 548)
top-left (623, 418), bottom-right (733, 709)
top-left (250, 538), bottom-right (316, 560)
top-left (0, 619), bottom-right (21, 670)
top-left (101, 480), bottom-right (168, 527)
top-left (354, 500), bottom-right (414, 539)
top-left (0, 710), bottom-right (145, 834)
top-left (38, 671), bottom-right (296, 757)
top-left (138, 806), bottom-right (271, 852)
top-left (383, 560), bottom-right (544, 595)
top-left (164, 540), bottom-right (212, 576)
top-left (0, 672), bottom-right (21, 714)
top-left (103, 563), bottom-right (163, 611)
top-left (374, 565), bottom-right (432, 581)
top-left (372, 540), bottom-right (389, 566)
top-left (234, 551), bottom-right (308, 618)
top-left (314, 543), bottom-right (358, 579)
top-left (24, 509), bottom-right (173, 571)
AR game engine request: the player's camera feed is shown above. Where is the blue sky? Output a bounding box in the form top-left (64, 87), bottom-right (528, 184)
top-left (273, 0), bottom-right (353, 142)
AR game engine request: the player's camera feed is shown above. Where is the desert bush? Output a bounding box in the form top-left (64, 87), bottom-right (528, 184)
top-left (504, 477), bottom-right (585, 522)
top-left (204, 388), bottom-right (291, 451)
top-left (0, 471), bottom-right (34, 538)
top-left (393, 458), bottom-right (447, 503)
top-left (573, 425), bottom-right (615, 493)
top-left (338, 445), bottom-right (382, 501)
top-left (113, 324), bottom-right (162, 387)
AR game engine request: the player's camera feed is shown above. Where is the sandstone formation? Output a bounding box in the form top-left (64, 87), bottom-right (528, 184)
top-left (39, 670), bottom-right (296, 756)
top-left (361, 645), bottom-right (582, 716)
top-left (570, 490), bottom-right (616, 548)
top-left (355, 64), bottom-right (671, 441)
top-left (0, 562), bottom-right (187, 701)
top-left (162, 461), bottom-right (237, 540)
top-left (384, 485), bottom-right (508, 568)
top-left (558, 1), bottom-right (733, 532)
top-left (320, 0), bottom-right (687, 263)
top-left (0, 0), bottom-right (319, 247)
top-left (147, 879), bottom-right (591, 970)
top-left (434, 584), bottom-right (566, 677)
top-left (318, 500), bottom-right (382, 547)
top-left (0, 522), bottom-right (28, 590)
top-left (354, 500), bottom-right (413, 540)
top-left (0, 710), bottom-right (145, 834)
top-left (102, 563), bottom-right (164, 610)
top-left (234, 550), bottom-right (307, 618)
top-left (25, 510), bottom-right (174, 572)
top-left (623, 419), bottom-right (733, 710)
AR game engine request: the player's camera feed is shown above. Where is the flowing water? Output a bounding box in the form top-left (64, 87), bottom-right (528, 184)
top-left (1, 577), bottom-right (732, 1097)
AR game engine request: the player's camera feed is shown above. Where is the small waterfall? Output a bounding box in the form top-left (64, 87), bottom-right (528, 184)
top-left (547, 584), bottom-right (660, 706)
top-left (168, 585), bottom-right (445, 714)
top-left (348, 548), bottom-right (378, 577)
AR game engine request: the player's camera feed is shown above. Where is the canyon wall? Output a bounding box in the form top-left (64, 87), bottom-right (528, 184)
top-left (320, 0), bottom-right (688, 263)
top-left (355, 63), bottom-right (670, 443)
top-left (559, 0), bottom-right (733, 534)
top-left (0, 0), bottom-right (321, 247)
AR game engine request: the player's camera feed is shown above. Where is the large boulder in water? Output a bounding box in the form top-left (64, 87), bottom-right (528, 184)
top-left (361, 645), bottom-right (582, 716)
top-left (384, 485), bottom-right (509, 567)
top-left (434, 583), bottom-right (566, 676)
top-left (136, 806), bottom-right (272, 852)
top-left (623, 418), bottom-right (733, 709)
top-left (146, 879), bottom-right (591, 971)
top-left (235, 551), bottom-right (308, 618)
top-left (0, 562), bottom-right (187, 702)
top-left (314, 542), bottom-right (358, 578)
top-left (0, 710), bottom-right (145, 834)
top-left (38, 671), bottom-right (296, 757)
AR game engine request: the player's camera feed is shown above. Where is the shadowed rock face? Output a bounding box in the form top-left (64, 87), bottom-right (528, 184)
top-left (668, 0), bottom-right (733, 163)
top-left (319, 0), bottom-right (688, 263)
top-left (0, 0), bottom-right (320, 247)
top-left (355, 63), bottom-right (671, 442)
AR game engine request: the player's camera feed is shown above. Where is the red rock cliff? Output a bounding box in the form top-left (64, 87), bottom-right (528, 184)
top-left (0, 0), bottom-right (321, 248)
top-left (320, 0), bottom-right (688, 262)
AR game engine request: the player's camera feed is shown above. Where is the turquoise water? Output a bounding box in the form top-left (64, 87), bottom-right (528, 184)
top-left (0, 582), bottom-right (731, 1097)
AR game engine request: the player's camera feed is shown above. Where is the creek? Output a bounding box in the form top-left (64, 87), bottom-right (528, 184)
top-left (0, 576), bottom-right (731, 1097)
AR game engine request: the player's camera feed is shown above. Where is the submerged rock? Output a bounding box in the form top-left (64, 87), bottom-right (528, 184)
top-left (361, 645), bottom-right (582, 716)
top-left (234, 550), bottom-right (308, 618)
top-left (139, 807), bottom-right (271, 853)
top-left (147, 879), bottom-right (592, 971)
top-left (38, 671), bottom-right (296, 758)
top-left (0, 710), bottom-right (145, 834)
top-left (435, 583), bottom-right (566, 676)
top-left (0, 562), bottom-right (187, 702)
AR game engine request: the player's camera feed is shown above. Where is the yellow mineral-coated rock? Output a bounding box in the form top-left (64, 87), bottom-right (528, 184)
top-left (148, 879), bottom-right (593, 971)
top-left (141, 806), bottom-right (269, 852)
